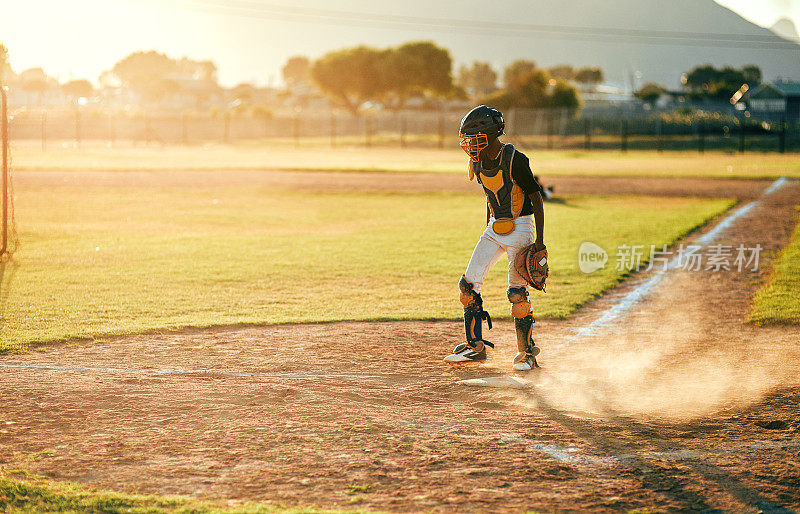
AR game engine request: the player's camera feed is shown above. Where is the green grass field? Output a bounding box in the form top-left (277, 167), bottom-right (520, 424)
top-left (0, 469), bottom-right (365, 513)
top-left (9, 140), bottom-right (800, 179)
top-left (750, 206), bottom-right (800, 325)
top-left (0, 177), bottom-right (733, 351)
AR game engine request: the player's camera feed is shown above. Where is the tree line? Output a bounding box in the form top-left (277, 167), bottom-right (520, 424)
top-left (0, 40), bottom-right (606, 113)
top-left (285, 42), bottom-right (595, 113)
top-left (635, 64), bottom-right (762, 104)
top-left (4, 39), bottom-right (762, 116)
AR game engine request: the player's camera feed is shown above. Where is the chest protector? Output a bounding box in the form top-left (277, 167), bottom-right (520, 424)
top-left (471, 144), bottom-right (526, 235)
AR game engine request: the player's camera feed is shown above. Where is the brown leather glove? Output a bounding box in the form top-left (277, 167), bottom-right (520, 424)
top-left (515, 242), bottom-right (549, 292)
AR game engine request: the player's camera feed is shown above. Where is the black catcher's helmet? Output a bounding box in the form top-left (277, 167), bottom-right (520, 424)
top-left (459, 105), bottom-right (505, 162)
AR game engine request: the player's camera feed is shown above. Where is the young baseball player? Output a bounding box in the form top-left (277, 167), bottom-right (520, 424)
top-left (446, 105), bottom-right (547, 371)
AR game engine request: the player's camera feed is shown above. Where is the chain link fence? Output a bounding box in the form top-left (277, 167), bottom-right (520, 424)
top-left (7, 106), bottom-right (798, 153)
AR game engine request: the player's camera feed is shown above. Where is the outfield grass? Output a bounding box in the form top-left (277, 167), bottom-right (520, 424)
top-left (9, 140), bottom-right (800, 179)
top-left (0, 469), bottom-right (367, 513)
top-left (0, 178), bottom-right (733, 351)
top-left (750, 206), bottom-right (800, 325)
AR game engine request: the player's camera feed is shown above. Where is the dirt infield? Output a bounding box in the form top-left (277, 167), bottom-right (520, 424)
top-left (1, 174), bottom-right (799, 511)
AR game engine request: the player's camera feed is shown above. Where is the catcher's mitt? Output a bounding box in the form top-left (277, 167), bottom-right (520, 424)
top-left (515, 243), bottom-right (549, 292)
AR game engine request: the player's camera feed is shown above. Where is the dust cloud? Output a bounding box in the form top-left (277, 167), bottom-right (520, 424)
top-left (525, 292), bottom-right (800, 421)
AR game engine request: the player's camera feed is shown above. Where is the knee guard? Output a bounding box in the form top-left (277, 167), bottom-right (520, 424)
top-left (507, 287), bottom-right (531, 319)
top-left (508, 287), bottom-right (536, 354)
top-left (459, 276), bottom-right (493, 348)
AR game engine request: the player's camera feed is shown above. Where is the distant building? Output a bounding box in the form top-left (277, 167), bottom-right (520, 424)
top-left (579, 83), bottom-right (635, 105)
top-left (747, 80), bottom-right (800, 120)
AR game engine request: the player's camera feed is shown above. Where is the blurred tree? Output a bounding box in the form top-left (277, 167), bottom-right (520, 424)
top-left (457, 61), bottom-right (498, 99)
top-left (635, 82), bottom-right (665, 105)
top-left (482, 62), bottom-right (580, 109)
top-left (513, 69), bottom-right (551, 107)
top-left (312, 42), bottom-right (454, 113)
top-left (502, 60), bottom-right (549, 107)
top-left (187, 59), bottom-right (217, 86)
top-left (684, 64), bottom-right (761, 101)
top-left (685, 64), bottom-right (716, 91)
top-left (251, 104), bottom-right (273, 120)
top-left (0, 44), bottom-right (9, 85)
top-left (112, 51), bottom-right (176, 101)
top-left (21, 79), bottom-right (49, 106)
top-left (179, 58), bottom-right (218, 108)
top-left (311, 46), bottom-right (387, 114)
top-left (574, 67), bottom-right (604, 85)
top-left (382, 41), bottom-right (453, 109)
top-left (399, 42), bottom-right (452, 96)
top-left (282, 56), bottom-right (311, 89)
top-left (160, 78), bottom-right (182, 98)
top-left (232, 83), bottom-right (255, 103)
top-left (111, 51), bottom-right (218, 104)
top-left (447, 84), bottom-right (469, 102)
top-left (741, 65), bottom-right (762, 85)
top-left (62, 79), bottom-right (93, 100)
top-left (503, 59), bottom-right (538, 91)
top-left (480, 92), bottom-right (512, 111)
top-left (98, 70), bottom-right (121, 89)
top-left (20, 68), bottom-right (50, 106)
top-left (547, 64), bottom-right (574, 81)
top-left (548, 80), bottom-right (581, 108)
top-left (282, 56), bottom-right (317, 109)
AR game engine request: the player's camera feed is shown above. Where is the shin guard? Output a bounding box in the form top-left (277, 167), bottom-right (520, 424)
top-left (459, 276), bottom-right (493, 350)
top-left (508, 287), bottom-right (537, 354)
top-left (514, 314), bottom-right (536, 354)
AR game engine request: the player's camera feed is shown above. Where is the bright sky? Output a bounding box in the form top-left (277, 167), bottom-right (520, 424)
top-left (0, 0), bottom-right (798, 87)
top-left (715, 0), bottom-right (800, 28)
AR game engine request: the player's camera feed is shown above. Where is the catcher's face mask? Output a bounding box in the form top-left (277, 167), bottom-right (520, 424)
top-left (459, 133), bottom-right (489, 162)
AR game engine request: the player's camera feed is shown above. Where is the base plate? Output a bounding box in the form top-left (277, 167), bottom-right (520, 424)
top-left (456, 376), bottom-right (533, 389)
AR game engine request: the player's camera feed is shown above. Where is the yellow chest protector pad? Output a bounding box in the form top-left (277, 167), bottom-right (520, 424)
top-left (471, 144), bottom-right (526, 235)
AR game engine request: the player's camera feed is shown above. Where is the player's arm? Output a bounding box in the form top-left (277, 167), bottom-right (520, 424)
top-left (512, 152), bottom-right (545, 248)
top-left (530, 190), bottom-right (544, 248)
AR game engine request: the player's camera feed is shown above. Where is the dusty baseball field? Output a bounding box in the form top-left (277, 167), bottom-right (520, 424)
top-left (1, 172), bottom-right (799, 512)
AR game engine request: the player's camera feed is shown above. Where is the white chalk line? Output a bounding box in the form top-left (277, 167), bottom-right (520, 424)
top-left (497, 433), bottom-right (800, 468)
top-left (567, 176), bottom-right (788, 338)
top-left (498, 434), bottom-right (618, 467)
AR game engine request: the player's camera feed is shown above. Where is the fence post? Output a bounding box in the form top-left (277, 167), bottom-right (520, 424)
top-left (698, 119), bottom-right (705, 154)
top-left (656, 116), bottom-right (663, 152)
top-left (181, 113), bottom-right (188, 145)
top-left (779, 117), bottom-right (786, 154)
top-left (621, 118), bottom-right (628, 153)
top-left (41, 112), bottom-right (47, 152)
top-left (1, 88), bottom-right (8, 259)
top-left (290, 114), bottom-right (298, 148)
top-left (108, 113), bottom-right (115, 147)
top-left (509, 108), bottom-right (518, 138)
top-left (330, 113), bottom-right (336, 148)
top-left (223, 112), bottom-right (231, 143)
top-left (75, 110), bottom-right (82, 146)
top-left (584, 117), bottom-right (591, 150)
top-left (546, 112), bottom-right (554, 150)
top-left (739, 117), bottom-right (746, 153)
top-left (438, 110), bottom-right (445, 149)
top-left (400, 114), bottom-right (407, 148)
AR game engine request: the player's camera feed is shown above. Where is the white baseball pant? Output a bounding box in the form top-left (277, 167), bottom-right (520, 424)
top-left (463, 215), bottom-right (534, 294)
